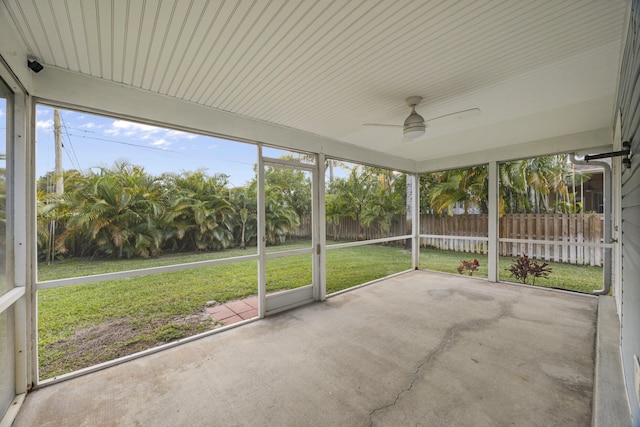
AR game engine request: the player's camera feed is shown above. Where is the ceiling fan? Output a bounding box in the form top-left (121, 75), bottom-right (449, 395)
top-left (363, 96), bottom-right (480, 142)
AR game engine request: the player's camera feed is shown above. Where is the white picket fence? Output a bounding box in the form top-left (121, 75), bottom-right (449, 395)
top-left (293, 213), bottom-right (605, 266)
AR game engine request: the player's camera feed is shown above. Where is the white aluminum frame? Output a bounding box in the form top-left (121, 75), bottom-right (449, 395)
top-left (261, 154), bottom-right (319, 314)
top-left (0, 58), bottom-right (30, 425)
top-left (416, 158), bottom-right (612, 289)
top-left (321, 169), bottom-right (418, 297)
top-left (36, 254), bottom-right (259, 290)
top-left (30, 105), bottom-right (265, 386)
top-left (326, 235), bottom-right (412, 250)
top-left (16, 93), bottom-right (615, 393)
top-left (488, 161), bottom-right (499, 281)
top-left (317, 154), bottom-right (327, 301)
top-left (411, 173), bottom-right (420, 270)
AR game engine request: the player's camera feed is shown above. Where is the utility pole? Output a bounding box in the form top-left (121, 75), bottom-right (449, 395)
top-left (48, 108), bottom-right (64, 264)
top-left (54, 108), bottom-right (64, 194)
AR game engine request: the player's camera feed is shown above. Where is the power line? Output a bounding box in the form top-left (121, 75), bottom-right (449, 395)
top-left (66, 132), bottom-right (182, 153)
top-left (45, 122), bottom-right (258, 167)
top-left (65, 131), bottom-right (256, 167)
top-left (60, 115), bottom-right (83, 173)
top-left (49, 123), bottom-right (180, 153)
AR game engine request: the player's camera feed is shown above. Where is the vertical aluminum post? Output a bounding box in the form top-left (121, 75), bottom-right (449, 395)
top-left (488, 161), bottom-right (499, 282)
top-left (317, 154), bottom-right (326, 301)
top-left (411, 173), bottom-right (420, 269)
top-left (257, 146), bottom-right (266, 318)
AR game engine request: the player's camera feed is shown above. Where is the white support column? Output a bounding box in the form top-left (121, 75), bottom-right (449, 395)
top-left (26, 98), bottom-right (39, 387)
top-left (488, 161), bottom-right (499, 282)
top-left (411, 173), bottom-right (420, 269)
top-left (317, 154), bottom-right (326, 301)
top-left (12, 92), bottom-right (30, 393)
top-left (257, 146), bottom-right (266, 318)
top-left (14, 298), bottom-right (27, 392)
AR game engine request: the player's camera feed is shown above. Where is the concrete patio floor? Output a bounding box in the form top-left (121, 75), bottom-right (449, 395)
top-left (14, 270), bottom-right (599, 426)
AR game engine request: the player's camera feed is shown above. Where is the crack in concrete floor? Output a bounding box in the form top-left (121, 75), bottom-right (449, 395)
top-left (368, 292), bottom-right (521, 426)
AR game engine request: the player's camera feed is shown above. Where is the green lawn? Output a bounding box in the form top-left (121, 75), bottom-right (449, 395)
top-left (37, 241), bottom-right (602, 379)
top-left (326, 245), bottom-right (412, 294)
top-left (419, 248), bottom-right (603, 293)
top-left (38, 245), bottom-right (266, 281)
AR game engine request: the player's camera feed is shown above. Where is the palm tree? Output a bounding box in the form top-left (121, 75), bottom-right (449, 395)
top-left (333, 166), bottom-right (379, 239)
top-left (54, 162), bottom-right (166, 259)
top-left (263, 190), bottom-right (299, 245)
top-left (229, 187), bottom-right (257, 249)
top-left (325, 191), bottom-right (353, 241)
top-left (361, 186), bottom-right (404, 237)
top-left (499, 156), bottom-right (589, 214)
top-left (162, 170), bottom-right (235, 251)
top-left (421, 155), bottom-right (590, 216)
top-left (37, 170), bottom-right (82, 258)
top-left (427, 166), bottom-right (487, 215)
top-left (263, 164), bottom-right (312, 217)
top-left (360, 168), bottom-right (406, 237)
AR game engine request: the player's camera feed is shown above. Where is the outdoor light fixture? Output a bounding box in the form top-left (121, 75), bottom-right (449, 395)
top-left (27, 59), bottom-right (43, 73)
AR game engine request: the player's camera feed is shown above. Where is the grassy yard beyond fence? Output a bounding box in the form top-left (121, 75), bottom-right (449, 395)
top-left (419, 248), bottom-right (603, 293)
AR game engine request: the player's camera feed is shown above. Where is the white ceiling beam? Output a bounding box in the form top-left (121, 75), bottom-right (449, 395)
top-left (416, 127), bottom-right (613, 172)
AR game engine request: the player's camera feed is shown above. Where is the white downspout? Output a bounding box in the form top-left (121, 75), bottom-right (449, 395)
top-left (569, 154), bottom-right (611, 295)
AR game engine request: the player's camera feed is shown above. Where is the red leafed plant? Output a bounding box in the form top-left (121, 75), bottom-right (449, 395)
top-left (507, 252), bottom-right (552, 285)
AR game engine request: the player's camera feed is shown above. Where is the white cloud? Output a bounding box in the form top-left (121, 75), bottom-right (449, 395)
top-left (0, 109), bottom-right (5, 117)
top-left (112, 120), bottom-right (159, 132)
top-left (80, 122), bottom-right (96, 129)
top-left (102, 120), bottom-right (203, 148)
top-left (36, 119), bottom-right (54, 130)
top-left (151, 138), bottom-right (171, 148)
top-left (106, 120), bottom-right (162, 138)
top-left (166, 129), bottom-right (197, 139)
top-left (36, 107), bottom-right (51, 117)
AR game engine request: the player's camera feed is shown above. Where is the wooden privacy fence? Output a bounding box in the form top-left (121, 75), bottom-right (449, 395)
top-left (419, 213), bottom-right (604, 266)
top-left (293, 213), bottom-right (604, 266)
top-left (497, 213), bottom-right (603, 266)
top-left (291, 214), bottom-right (409, 241)
top-left (419, 214), bottom-right (489, 255)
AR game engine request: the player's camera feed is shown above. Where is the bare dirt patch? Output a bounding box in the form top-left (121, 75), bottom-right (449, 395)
top-left (41, 310), bottom-right (215, 379)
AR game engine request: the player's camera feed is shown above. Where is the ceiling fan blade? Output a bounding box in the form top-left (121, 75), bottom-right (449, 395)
top-left (402, 134), bottom-right (419, 143)
top-left (362, 123), bottom-right (403, 128)
top-left (425, 108), bottom-right (480, 127)
top-left (363, 107), bottom-right (480, 143)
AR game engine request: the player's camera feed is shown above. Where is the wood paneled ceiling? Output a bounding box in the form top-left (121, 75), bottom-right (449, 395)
top-left (2, 0), bottom-right (629, 165)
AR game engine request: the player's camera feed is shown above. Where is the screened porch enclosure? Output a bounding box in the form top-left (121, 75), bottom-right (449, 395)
top-left (0, 0), bottom-right (635, 425)
top-left (13, 270), bottom-right (602, 427)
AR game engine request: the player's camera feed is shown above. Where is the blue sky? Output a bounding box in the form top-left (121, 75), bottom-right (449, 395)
top-left (36, 105), bottom-right (260, 188)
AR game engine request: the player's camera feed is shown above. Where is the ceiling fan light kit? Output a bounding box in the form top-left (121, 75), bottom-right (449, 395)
top-left (403, 96), bottom-right (425, 141)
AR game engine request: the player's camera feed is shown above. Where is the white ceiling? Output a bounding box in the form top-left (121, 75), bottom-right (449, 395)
top-left (2, 0), bottom-right (630, 165)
